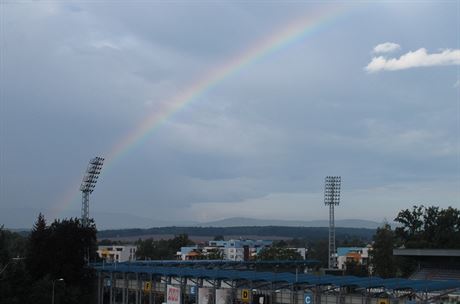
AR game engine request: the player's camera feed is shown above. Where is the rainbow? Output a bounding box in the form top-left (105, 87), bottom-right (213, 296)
top-left (52, 4), bottom-right (351, 219)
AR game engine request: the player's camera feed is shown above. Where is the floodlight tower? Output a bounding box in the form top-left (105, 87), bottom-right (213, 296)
top-left (80, 157), bottom-right (104, 226)
top-left (324, 176), bottom-right (341, 269)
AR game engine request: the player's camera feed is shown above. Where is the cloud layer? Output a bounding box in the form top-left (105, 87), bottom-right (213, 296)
top-left (373, 42), bottom-right (400, 54)
top-left (366, 47), bottom-right (460, 72)
top-left (1, 2), bottom-right (459, 228)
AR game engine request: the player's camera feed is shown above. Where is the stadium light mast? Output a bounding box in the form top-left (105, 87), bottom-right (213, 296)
top-left (324, 176), bottom-right (341, 269)
top-left (80, 157), bottom-right (104, 226)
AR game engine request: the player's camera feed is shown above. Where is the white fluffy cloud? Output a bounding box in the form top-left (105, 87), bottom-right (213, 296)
top-left (365, 48), bottom-right (460, 72)
top-left (373, 42), bottom-right (400, 54)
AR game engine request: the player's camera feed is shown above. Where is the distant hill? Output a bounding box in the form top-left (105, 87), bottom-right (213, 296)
top-left (0, 207), bottom-right (197, 229)
top-left (98, 226), bottom-right (376, 241)
top-left (1, 207), bottom-right (384, 230)
top-left (198, 217), bottom-right (382, 229)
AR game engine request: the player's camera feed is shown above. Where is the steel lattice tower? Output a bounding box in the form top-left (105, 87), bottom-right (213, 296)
top-left (324, 176), bottom-right (341, 269)
top-left (80, 157), bottom-right (104, 226)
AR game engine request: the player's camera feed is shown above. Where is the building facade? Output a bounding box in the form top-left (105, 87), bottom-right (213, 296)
top-left (178, 239), bottom-right (273, 261)
top-left (98, 245), bottom-right (137, 263)
top-left (336, 246), bottom-right (371, 270)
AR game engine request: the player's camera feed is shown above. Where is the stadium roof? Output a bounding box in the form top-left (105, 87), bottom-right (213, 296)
top-left (105, 260), bottom-right (320, 268)
top-left (393, 249), bottom-right (460, 257)
top-left (92, 261), bottom-right (460, 293)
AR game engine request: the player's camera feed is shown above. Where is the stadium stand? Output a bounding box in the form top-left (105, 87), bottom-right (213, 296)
top-left (394, 249), bottom-right (460, 281)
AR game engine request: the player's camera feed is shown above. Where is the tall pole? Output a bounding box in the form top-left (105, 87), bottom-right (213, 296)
top-left (324, 176), bottom-right (341, 269)
top-left (52, 278), bottom-right (64, 304)
top-left (80, 156), bottom-right (104, 226)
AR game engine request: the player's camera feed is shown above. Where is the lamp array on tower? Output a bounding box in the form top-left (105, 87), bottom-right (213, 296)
top-left (324, 176), bottom-right (341, 269)
top-left (80, 157), bottom-right (104, 226)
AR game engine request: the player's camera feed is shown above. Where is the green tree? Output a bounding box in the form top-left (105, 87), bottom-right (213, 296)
top-left (257, 247), bottom-right (302, 260)
top-left (136, 238), bottom-right (156, 260)
top-left (0, 226), bottom-right (30, 304)
top-left (287, 238), bottom-right (308, 248)
top-left (273, 240), bottom-right (288, 247)
top-left (344, 259), bottom-right (368, 277)
top-left (26, 213), bottom-right (51, 280)
top-left (339, 237), bottom-right (366, 247)
top-left (24, 214), bottom-right (98, 303)
top-left (2, 215), bottom-right (98, 303)
top-left (136, 235), bottom-right (195, 260)
top-left (394, 205), bottom-right (460, 249)
top-left (204, 248), bottom-right (224, 260)
top-left (169, 234), bottom-right (194, 252)
top-left (433, 207), bottom-right (460, 248)
top-left (308, 240), bottom-right (328, 267)
top-left (45, 218), bottom-right (98, 286)
top-left (0, 225), bottom-right (11, 265)
top-left (370, 223), bottom-right (396, 278)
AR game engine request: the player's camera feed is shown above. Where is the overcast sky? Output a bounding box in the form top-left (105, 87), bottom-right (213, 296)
top-left (1, 1), bottom-right (459, 229)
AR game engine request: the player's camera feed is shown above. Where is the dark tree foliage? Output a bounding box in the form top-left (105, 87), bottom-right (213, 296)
top-left (307, 240), bottom-right (329, 267)
top-left (0, 226), bottom-right (8, 265)
top-left (205, 248), bottom-right (224, 260)
top-left (12, 214), bottom-right (99, 304)
top-left (273, 240), bottom-right (289, 247)
top-left (370, 223), bottom-right (396, 278)
top-left (257, 247), bottom-right (302, 261)
top-left (136, 234), bottom-right (194, 260)
top-left (0, 226), bottom-right (30, 304)
top-left (287, 238), bottom-right (308, 248)
top-left (0, 225), bottom-right (27, 264)
top-left (98, 239), bottom-right (124, 245)
top-left (194, 248), bottom-right (224, 260)
top-left (394, 205), bottom-right (460, 248)
top-left (344, 260), bottom-right (368, 277)
top-left (26, 213), bottom-right (51, 280)
top-left (45, 218), bottom-right (98, 286)
top-left (339, 237), bottom-right (367, 247)
top-left (169, 234), bottom-right (194, 252)
top-left (136, 238), bottom-right (156, 259)
top-left (395, 256), bottom-right (418, 278)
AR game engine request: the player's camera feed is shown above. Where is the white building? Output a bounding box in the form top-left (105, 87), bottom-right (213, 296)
top-left (289, 248), bottom-right (308, 259)
top-left (209, 239), bottom-right (273, 261)
top-left (177, 239), bottom-right (273, 261)
top-left (97, 245), bottom-right (137, 263)
top-left (176, 246), bottom-right (200, 260)
top-left (336, 246), bottom-right (371, 270)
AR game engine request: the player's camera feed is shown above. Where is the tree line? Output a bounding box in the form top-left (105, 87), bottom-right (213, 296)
top-left (0, 214), bottom-right (98, 304)
top-left (134, 233), bottom-right (367, 264)
top-left (135, 234), bottom-right (194, 260)
top-left (2, 204), bottom-right (457, 303)
top-left (370, 205), bottom-right (460, 278)
top-left (98, 226), bottom-right (375, 240)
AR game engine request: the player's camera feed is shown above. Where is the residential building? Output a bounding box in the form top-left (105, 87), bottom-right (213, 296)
top-left (336, 246), bottom-right (371, 270)
top-left (97, 245), bottom-right (137, 263)
top-left (177, 239), bottom-right (273, 261)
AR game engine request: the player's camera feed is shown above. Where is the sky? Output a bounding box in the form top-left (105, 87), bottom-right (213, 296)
top-left (1, 1), bottom-right (459, 229)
